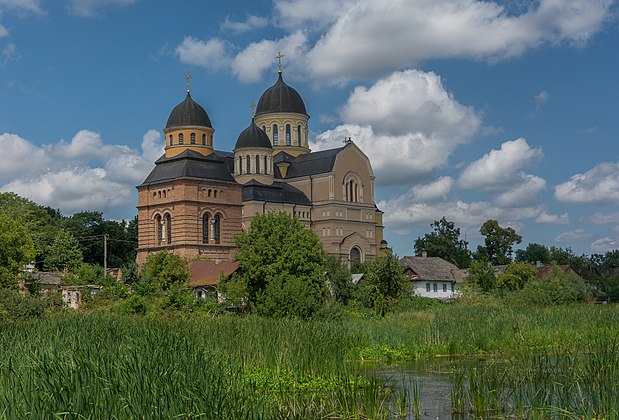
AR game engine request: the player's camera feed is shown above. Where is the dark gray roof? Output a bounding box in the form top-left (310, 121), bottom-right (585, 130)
top-left (165, 93), bottom-right (212, 129)
top-left (140, 150), bottom-right (236, 186)
top-left (235, 121), bottom-right (273, 150)
top-left (400, 256), bottom-right (461, 282)
top-left (274, 147), bottom-right (344, 178)
top-left (242, 180), bottom-right (311, 205)
top-left (255, 73), bottom-right (308, 117)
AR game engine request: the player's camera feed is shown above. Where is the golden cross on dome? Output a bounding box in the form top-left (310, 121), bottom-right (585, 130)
top-left (184, 72), bottom-right (192, 93)
top-left (275, 51), bottom-right (284, 74)
top-left (250, 100), bottom-right (256, 118)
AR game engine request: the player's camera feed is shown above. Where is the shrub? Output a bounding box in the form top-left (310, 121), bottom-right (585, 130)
top-left (0, 289), bottom-right (45, 320)
top-left (255, 273), bottom-right (324, 318)
top-left (512, 266), bottom-right (589, 305)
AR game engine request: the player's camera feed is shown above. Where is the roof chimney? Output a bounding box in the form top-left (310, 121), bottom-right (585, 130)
top-left (422, 251), bottom-right (427, 258)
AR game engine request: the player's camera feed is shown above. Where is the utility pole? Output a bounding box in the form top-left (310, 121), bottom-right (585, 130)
top-left (103, 233), bottom-right (109, 277)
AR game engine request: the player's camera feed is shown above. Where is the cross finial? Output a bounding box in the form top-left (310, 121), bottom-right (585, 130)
top-left (184, 72), bottom-right (192, 93)
top-left (275, 51), bottom-right (284, 74)
top-left (250, 100), bottom-right (256, 119)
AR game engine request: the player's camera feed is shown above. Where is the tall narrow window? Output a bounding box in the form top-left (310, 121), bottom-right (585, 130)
top-left (285, 124), bottom-right (291, 146)
top-left (246, 155), bottom-right (251, 174)
top-left (350, 247), bottom-right (361, 266)
top-left (169, 135), bottom-right (173, 146)
top-left (202, 133), bottom-right (206, 145)
top-left (213, 214), bottom-right (221, 244)
top-left (238, 157), bottom-right (243, 175)
top-left (155, 215), bottom-right (162, 245)
top-left (255, 155), bottom-right (260, 173)
top-left (202, 213), bottom-right (209, 244)
top-left (297, 125), bottom-right (302, 145)
top-left (178, 133), bottom-right (184, 145)
top-left (165, 214), bottom-right (172, 244)
top-left (273, 124), bottom-right (278, 145)
top-left (264, 155), bottom-right (268, 174)
top-left (190, 133), bottom-right (196, 144)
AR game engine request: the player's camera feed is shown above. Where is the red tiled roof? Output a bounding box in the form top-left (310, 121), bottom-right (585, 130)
top-left (188, 260), bottom-right (240, 287)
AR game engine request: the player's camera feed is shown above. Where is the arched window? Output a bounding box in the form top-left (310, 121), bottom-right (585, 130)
top-left (165, 213), bottom-right (172, 244)
top-left (297, 125), bottom-right (302, 146)
top-left (264, 155), bottom-right (268, 175)
top-left (246, 155), bottom-right (251, 174)
top-left (178, 133), bottom-right (184, 145)
top-left (238, 157), bottom-right (242, 175)
top-left (190, 133), bottom-right (196, 144)
top-left (202, 213), bottom-right (209, 244)
top-left (169, 134), bottom-right (173, 146)
top-left (255, 155), bottom-right (261, 173)
top-left (273, 124), bottom-right (278, 145)
top-left (202, 133), bottom-right (206, 145)
top-left (350, 246), bottom-right (362, 266)
top-left (285, 124), bottom-right (291, 146)
top-left (155, 215), bottom-right (163, 245)
top-left (213, 214), bottom-right (221, 244)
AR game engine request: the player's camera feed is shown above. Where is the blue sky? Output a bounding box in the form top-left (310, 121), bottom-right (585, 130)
top-left (1, 0), bottom-right (618, 258)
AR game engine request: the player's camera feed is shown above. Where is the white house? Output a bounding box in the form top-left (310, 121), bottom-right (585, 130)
top-left (400, 255), bottom-right (462, 300)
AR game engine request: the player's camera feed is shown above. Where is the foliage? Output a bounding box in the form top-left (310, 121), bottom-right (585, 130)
top-left (515, 242), bottom-right (551, 265)
top-left (63, 263), bottom-right (110, 286)
top-left (512, 265), bottom-right (589, 305)
top-left (161, 283), bottom-right (195, 311)
top-left (355, 251), bottom-right (406, 315)
top-left (139, 251), bottom-right (190, 291)
top-left (255, 272), bottom-right (325, 318)
top-left (466, 260), bottom-right (497, 293)
top-left (217, 273), bottom-right (248, 309)
top-left (414, 217), bottom-right (471, 268)
top-left (496, 261), bottom-right (537, 291)
top-left (476, 219), bottom-right (522, 265)
top-left (0, 289), bottom-right (45, 320)
top-left (324, 255), bottom-right (353, 305)
top-left (44, 229), bottom-right (84, 272)
top-left (235, 212), bottom-right (327, 317)
top-left (0, 214), bottom-right (36, 288)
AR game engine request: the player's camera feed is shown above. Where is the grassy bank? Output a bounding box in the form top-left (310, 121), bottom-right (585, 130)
top-left (1, 303), bottom-right (618, 418)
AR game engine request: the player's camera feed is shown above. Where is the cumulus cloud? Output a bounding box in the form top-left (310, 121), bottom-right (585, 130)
top-left (312, 70), bottom-right (480, 185)
top-left (590, 237), bottom-right (619, 252)
top-left (176, 37), bottom-right (233, 71)
top-left (554, 228), bottom-right (591, 243)
top-left (535, 212), bottom-right (569, 224)
top-left (459, 138), bottom-right (543, 191)
top-left (555, 162), bottom-right (619, 204)
top-left (585, 212), bottom-right (619, 225)
top-left (0, 0), bottom-right (42, 14)
top-left (67, 0), bottom-right (137, 17)
top-left (0, 129), bottom-right (162, 215)
top-left (221, 15), bottom-right (268, 34)
top-left (493, 175), bottom-right (546, 207)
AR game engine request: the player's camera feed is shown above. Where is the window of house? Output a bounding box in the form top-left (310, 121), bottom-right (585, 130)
top-left (285, 124), bottom-right (291, 146)
top-left (169, 134), bottom-right (173, 145)
top-left (213, 214), bottom-right (221, 244)
top-left (433, 283), bottom-right (437, 292)
top-left (155, 215), bottom-right (163, 245)
top-left (202, 213), bottom-right (209, 244)
top-left (264, 155), bottom-right (268, 174)
top-left (202, 133), bottom-right (206, 145)
top-left (190, 133), bottom-right (196, 144)
top-left (246, 155), bottom-right (251, 174)
top-left (273, 124), bottom-right (278, 145)
top-left (256, 155), bottom-right (260, 173)
top-left (451, 283), bottom-right (455, 292)
top-left (297, 125), bottom-right (302, 145)
top-left (165, 214), bottom-right (172, 244)
top-left (350, 246), bottom-right (361, 266)
top-left (426, 283), bottom-right (430, 292)
top-left (443, 283), bottom-right (447, 292)
top-left (238, 157), bottom-right (243, 175)
top-left (178, 133), bottom-right (184, 145)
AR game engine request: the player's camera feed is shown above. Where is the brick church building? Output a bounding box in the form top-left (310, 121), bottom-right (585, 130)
top-left (136, 64), bottom-right (386, 266)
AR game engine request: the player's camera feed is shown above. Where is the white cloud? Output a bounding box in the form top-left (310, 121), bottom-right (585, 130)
top-left (176, 37), bottom-right (233, 71)
top-left (534, 90), bottom-right (549, 110)
top-left (554, 228), bottom-right (591, 243)
top-left (459, 138), bottom-right (543, 191)
top-left (585, 212), bottom-right (619, 225)
top-left (67, 0), bottom-right (137, 17)
top-left (493, 175), bottom-right (546, 207)
top-left (0, 24), bottom-right (7, 38)
top-left (535, 212), bottom-right (569, 224)
top-left (555, 162), bottom-right (619, 204)
top-left (221, 15), bottom-right (268, 34)
top-left (408, 177), bottom-right (454, 203)
top-left (0, 129), bottom-right (162, 215)
top-left (312, 70), bottom-right (480, 185)
top-left (590, 237), bottom-right (619, 252)
top-left (0, 0), bottom-right (42, 14)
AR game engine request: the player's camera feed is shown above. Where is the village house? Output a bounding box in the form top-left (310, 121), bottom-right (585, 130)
top-left (400, 254), bottom-right (462, 300)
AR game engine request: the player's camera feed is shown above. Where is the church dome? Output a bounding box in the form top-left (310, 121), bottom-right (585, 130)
top-left (255, 73), bottom-right (308, 117)
top-left (235, 120), bottom-right (273, 150)
top-left (165, 93), bottom-right (212, 129)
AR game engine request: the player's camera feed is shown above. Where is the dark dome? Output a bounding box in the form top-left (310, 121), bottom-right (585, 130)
top-left (165, 93), bottom-right (212, 129)
top-left (234, 120), bottom-right (273, 150)
top-left (255, 73), bottom-right (308, 116)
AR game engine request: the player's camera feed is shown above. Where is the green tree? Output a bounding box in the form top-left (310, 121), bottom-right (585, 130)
top-left (496, 261), bottom-right (537, 291)
top-left (515, 265), bottom-right (589, 305)
top-left (0, 215), bottom-right (36, 288)
top-left (359, 250), bottom-right (406, 313)
top-left (515, 243), bottom-right (551, 265)
top-left (466, 260), bottom-right (497, 293)
top-left (324, 255), bottom-right (354, 305)
top-left (139, 251), bottom-right (190, 291)
top-left (414, 217), bottom-right (471, 268)
top-left (234, 212), bottom-right (326, 317)
top-left (476, 220), bottom-right (522, 265)
top-left (44, 229), bottom-right (83, 272)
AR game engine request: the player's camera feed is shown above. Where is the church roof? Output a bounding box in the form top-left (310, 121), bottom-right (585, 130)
top-left (165, 93), bottom-right (212, 129)
top-left (140, 150), bottom-right (236, 186)
top-left (274, 146), bottom-right (345, 178)
top-left (242, 180), bottom-right (311, 205)
top-left (255, 73), bottom-right (308, 117)
top-left (234, 120), bottom-right (273, 150)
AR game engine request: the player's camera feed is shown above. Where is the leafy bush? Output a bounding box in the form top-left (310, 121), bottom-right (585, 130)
top-left (139, 251), bottom-right (190, 291)
top-left (512, 266), bottom-right (589, 305)
top-left (255, 273), bottom-right (324, 318)
top-left (0, 289), bottom-right (45, 320)
top-left (162, 283), bottom-right (195, 312)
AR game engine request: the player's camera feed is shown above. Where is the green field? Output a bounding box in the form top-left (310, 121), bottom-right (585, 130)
top-left (1, 303), bottom-right (618, 418)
